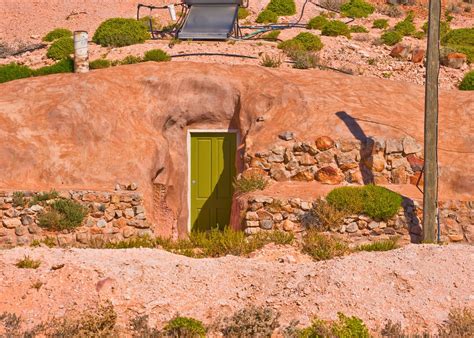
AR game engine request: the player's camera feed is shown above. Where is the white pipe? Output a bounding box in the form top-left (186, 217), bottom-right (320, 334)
top-left (73, 31), bottom-right (89, 73)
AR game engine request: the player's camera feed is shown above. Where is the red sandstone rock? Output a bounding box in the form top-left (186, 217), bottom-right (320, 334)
top-left (299, 153), bottom-right (316, 166)
top-left (411, 48), bottom-right (425, 63)
top-left (390, 44), bottom-right (411, 59)
top-left (407, 154), bottom-right (424, 172)
top-left (315, 136), bottom-right (335, 151)
top-left (442, 53), bottom-right (467, 69)
top-left (315, 166), bottom-right (344, 185)
top-left (292, 170), bottom-right (314, 182)
top-left (392, 166), bottom-right (408, 184)
top-left (242, 168), bottom-right (267, 180)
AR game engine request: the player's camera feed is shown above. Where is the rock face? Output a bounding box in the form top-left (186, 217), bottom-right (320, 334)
top-left (0, 63), bottom-right (473, 237)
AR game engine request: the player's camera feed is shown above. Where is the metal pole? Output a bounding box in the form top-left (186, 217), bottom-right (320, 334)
top-left (73, 31), bottom-right (89, 73)
top-left (423, 0), bottom-right (441, 243)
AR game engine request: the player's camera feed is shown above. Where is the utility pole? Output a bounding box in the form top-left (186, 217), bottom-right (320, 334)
top-left (423, 0), bottom-right (441, 243)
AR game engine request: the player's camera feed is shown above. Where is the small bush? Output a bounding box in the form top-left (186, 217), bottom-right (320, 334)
top-left (438, 307), bottom-right (474, 337)
top-left (256, 10), bottom-right (278, 24)
top-left (106, 235), bottom-right (156, 249)
top-left (340, 0), bottom-right (375, 18)
top-left (30, 190), bottom-right (59, 206)
top-left (12, 191), bottom-right (27, 207)
top-left (322, 20), bottom-right (351, 38)
top-left (459, 71), bottom-right (474, 91)
top-left (394, 12), bottom-right (416, 36)
top-left (143, 49), bottom-right (171, 62)
top-left (278, 39), bottom-right (305, 53)
top-left (266, 0), bottom-right (296, 16)
top-left (422, 20), bottom-right (450, 38)
top-left (379, 4), bottom-right (403, 18)
top-left (373, 19), bottom-right (389, 30)
top-left (119, 55), bottom-right (143, 65)
top-left (93, 18), bottom-right (149, 47)
top-left (138, 15), bottom-right (160, 31)
top-left (319, 0), bottom-right (345, 11)
top-left (31, 237), bottom-right (57, 248)
top-left (299, 313), bottom-right (369, 337)
top-left (442, 28), bottom-right (474, 46)
top-left (238, 7), bottom-right (250, 20)
top-left (307, 15), bottom-right (329, 30)
top-left (261, 30), bottom-right (281, 41)
top-left (350, 25), bottom-right (369, 33)
top-left (290, 50), bottom-right (320, 69)
top-left (381, 30), bottom-right (403, 46)
top-left (43, 28), bottom-right (72, 42)
top-left (0, 312), bottom-right (21, 337)
top-left (260, 53), bottom-right (281, 68)
top-left (302, 198), bottom-right (347, 231)
top-left (89, 59), bottom-right (111, 69)
top-left (33, 58), bottom-right (74, 76)
top-left (233, 172), bottom-right (268, 193)
top-left (15, 255), bottom-right (41, 269)
top-left (357, 238), bottom-right (399, 252)
top-left (38, 199), bottom-right (87, 231)
top-left (302, 230), bottom-right (348, 261)
top-left (130, 315), bottom-right (160, 337)
top-left (326, 186), bottom-right (365, 214)
top-left (163, 316), bottom-right (206, 337)
top-left (294, 32), bottom-right (324, 51)
top-left (221, 306), bottom-right (280, 337)
top-left (0, 63), bottom-right (33, 83)
top-left (46, 37), bottom-right (74, 60)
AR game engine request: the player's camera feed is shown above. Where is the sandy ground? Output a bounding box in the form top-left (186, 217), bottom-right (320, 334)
top-left (0, 244), bottom-right (473, 335)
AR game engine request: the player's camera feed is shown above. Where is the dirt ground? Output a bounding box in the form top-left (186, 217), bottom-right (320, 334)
top-left (0, 244), bottom-right (473, 335)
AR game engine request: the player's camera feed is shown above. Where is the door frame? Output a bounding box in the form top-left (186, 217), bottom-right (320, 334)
top-left (187, 129), bottom-right (240, 232)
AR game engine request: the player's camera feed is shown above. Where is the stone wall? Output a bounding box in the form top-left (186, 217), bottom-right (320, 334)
top-left (0, 190), bottom-right (152, 247)
top-left (243, 195), bottom-right (474, 244)
top-left (244, 135), bottom-right (424, 185)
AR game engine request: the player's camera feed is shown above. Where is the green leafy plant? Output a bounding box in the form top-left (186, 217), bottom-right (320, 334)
top-left (357, 238), bottom-right (400, 252)
top-left (33, 58), bottom-right (74, 76)
top-left (278, 39), bottom-right (305, 53)
top-left (89, 59), bottom-right (111, 69)
top-left (15, 255), bottom-right (41, 269)
top-left (12, 191), bottom-right (27, 207)
top-left (381, 30), bottom-right (403, 46)
top-left (138, 15), bottom-right (160, 31)
top-left (266, 0), bottom-right (296, 16)
top-left (373, 19), bottom-right (389, 30)
top-left (459, 71), bottom-right (474, 90)
top-left (238, 7), bottom-right (250, 20)
top-left (93, 18), bottom-right (150, 47)
top-left (287, 32), bottom-right (324, 51)
top-left (422, 20), bottom-right (450, 39)
top-left (261, 30), bottom-right (281, 41)
top-left (38, 199), bottom-right (87, 231)
top-left (394, 12), bottom-right (416, 36)
top-left (307, 15), bottom-right (329, 30)
top-left (119, 55), bottom-right (143, 65)
top-left (256, 10), bottom-right (278, 24)
top-left (322, 20), bottom-right (351, 38)
top-left (43, 28), bottom-right (72, 42)
top-left (0, 63), bottom-right (33, 83)
top-left (326, 186), bottom-right (365, 214)
top-left (298, 313), bottom-right (369, 338)
top-left (302, 230), bottom-right (349, 261)
top-left (260, 53), bottom-right (281, 68)
top-left (143, 49), bottom-right (171, 62)
top-left (233, 172), bottom-right (268, 193)
top-left (221, 306), bottom-right (280, 337)
top-left (441, 28), bottom-right (474, 63)
top-left (340, 0), bottom-right (375, 18)
top-left (46, 37), bottom-right (74, 60)
top-left (163, 316), bottom-right (206, 337)
top-left (350, 25), bottom-right (369, 33)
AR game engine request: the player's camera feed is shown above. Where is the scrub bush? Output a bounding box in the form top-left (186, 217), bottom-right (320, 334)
top-left (143, 49), bottom-right (171, 62)
top-left (294, 32), bottom-right (324, 51)
top-left (290, 50), bottom-right (320, 69)
top-left (89, 59), bottom-right (111, 69)
top-left (43, 28), bottom-right (72, 42)
top-left (163, 316), bottom-right (206, 337)
top-left (278, 39), bottom-right (305, 53)
top-left (119, 55), bottom-right (143, 65)
top-left (301, 198), bottom-right (348, 231)
top-left (46, 37), bottom-right (74, 60)
top-left (357, 238), bottom-right (400, 252)
top-left (394, 12), bottom-right (416, 36)
top-left (256, 10), bottom-right (278, 24)
top-left (298, 313), bottom-right (369, 337)
top-left (15, 256), bottom-right (41, 269)
top-left (340, 0), bottom-right (375, 18)
top-left (438, 307), bottom-right (474, 337)
top-left (93, 18), bottom-right (149, 47)
top-left (261, 30), bottom-right (281, 41)
top-left (307, 15), bottom-right (329, 30)
top-left (38, 199), bottom-right (87, 231)
top-left (422, 20), bottom-right (450, 38)
top-left (233, 172), bottom-right (268, 193)
top-left (459, 71), bottom-right (474, 90)
top-left (0, 63), bottom-right (32, 83)
top-left (322, 20), bottom-right (351, 38)
top-left (29, 190), bottom-right (59, 205)
top-left (372, 19), bottom-right (389, 29)
top-left (260, 53), bottom-right (282, 68)
top-left (381, 30), bottom-right (402, 46)
top-left (350, 25), bottom-right (369, 33)
top-left (238, 7), bottom-right (250, 20)
top-left (12, 192), bottom-right (27, 207)
top-left (302, 230), bottom-right (349, 261)
top-left (441, 28), bottom-right (474, 63)
top-left (221, 306), bottom-right (280, 337)
top-left (266, 0), bottom-right (296, 16)
top-left (33, 58), bottom-right (74, 76)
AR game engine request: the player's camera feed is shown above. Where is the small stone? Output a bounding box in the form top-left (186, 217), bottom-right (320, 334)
top-left (281, 219), bottom-right (294, 231)
top-left (315, 166), bottom-right (344, 185)
top-left (97, 219), bottom-right (107, 228)
top-left (338, 139), bottom-right (358, 152)
top-left (3, 218), bottom-right (21, 229)
top-left (402, 136), bottom-right (422, 155)
top-left (27, 225), bottom-right (42, 234)
top-left (124, 208), bottom-right (135, 218)
top-left (252, 196), bottom-right (273, 204)
top-left (257, 210), bottom-right (273, 220)
top-left (448, 234), bottom-right (464, 242)
top-left (292, 170), bottom-right (314, 182)
top-left (246, 220), bottom-right (260, 228)
top-left (246, 211), bottom-right (258, 221)
top-left (368, 221), bottom-right (379, 230)
top-left (384, 228), bottom-right (397, 235)
top-left (299, 153), bottom-right (316, 166)
top-left (315, 150), bottom-right (335, 165)
top-left (273, 213), bottom-right (283, 221)
top-left (300, 201), bottom-right (311, 211)
top-left (386, 139), bottom-right (403, 154)
top-left (57, 234), bottom-right (75, 246)
top-left (129, 182), bottom-right (138, 191)
top-left (268, 153), bottom-right (284, 163)
top-left (15, 226), bottom-right (27, 236)
top-left (279, 131), bottom-right (294, 141)
top-left (30, 204), bottom-right (44, 212)
top-left (315, 136), bottom-right (335, 151)
top-left (260, 219), bottom-right (274, 230)
top-left (411, 48), bottom-right (425, 63)
top-left (336, 151), bottom-right (358, 171)
top-left (245, 227), bottom-right (260, 235)
top-left (76, 232), bottom-right (90, 244)
top-left (392, 166), bottom-right (408, 184)
top-left (346, 222), bottom-right (358, 233)
top-left (115, 210), bottom-right (123, 218)
top-left (407, 154), bottom-right (424, 172)
top-left (21, 215), bottom-right (33, 226)
top-left (271, 145), bottom-right (285, 155)
top-left (270, 163), bottom-right (291, 182)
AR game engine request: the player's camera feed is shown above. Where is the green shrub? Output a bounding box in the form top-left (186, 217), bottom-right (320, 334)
top-left (260, 53), bottom-right (281, 68)
top-left (302, 198), bottom-right (348, 231)
top-left (221, 306), bottom-right (280, 337)
top-left (441, 28), bottom-right (474, 47)
top-left (38, 199), bottom-right (87, 231)
top-left (29, 190), bottom-right (59, 206)
top-left (15, 255), bottom-right (41, 269)
top-left (266, 0), bottom-right (296, 16)
top-left (340, 0), bottom-right (375, 18)
top-left (143, 49), bottom-right (171, 62)
top-left (46, 37), bottom-right (74, 60)
top-left (138, 15), bottom-right (160, 31)
top-left (326, 186), bottom-right (365, 214)
top-left (357, 238), bottom-right (399, 252)
top-left (43, 28), bottom-right (72, 42)
top-left (12, 192), bottom-right (27, 207)
top-left (261, 30), bottom-right (281, 41)
top-left (233, 172), bottom-right (268, 193)
top-left (256, 10), bottom-right (278, 24)
top-left (93, 18), bottom-right (149, 47)
top-left (0, 63), bottom-right (33, 83)
top-left (307, 15), bottom-right (329, 30)
top-left (298, 313), bottom-right (369, 338)
top-left (459, 71), bottom-right (474, 90)
top-left (238, 7), bottom-right (250, 20)
top-left (422, 20), bottom-right (450, 38)
top-left (33, 58), bottom-right (74, 76)
top-left (105, 235), bottom-right (157, 249)
top-left (394, 12), bottom-right (416, 36)
top-left (119, 55), bottom-right (143, 65)
top-left (381, 30), bottom-right (402, 46)
top-left (89, 59), bottom-right (111, 69)
top-left (350, 25), bottom-right (369, 33)
top-left (322, 20), bottom-right (351, 38)
top-left (278, 39), bottom-right (305, 53)
top-left (163, 316), bottom-right (206, 337)
top-left (373, 19), bottom-right (389, 30)
top-left (302, 230), bottom-right (349, 261)
top-left (294, 32), bottom-right (324, 51)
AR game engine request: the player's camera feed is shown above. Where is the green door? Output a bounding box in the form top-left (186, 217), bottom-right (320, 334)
top-left (190, 132), bottom-right (236, 232)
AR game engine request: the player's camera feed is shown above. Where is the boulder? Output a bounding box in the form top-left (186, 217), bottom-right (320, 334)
top-left (411, 48), bottom-right (425, 63)
top-left (315, 166), bottom-right (344, 185)
top-left (390, 44), bottom-right (411, 59)
top-left (441, 53), bottom-right (467, 69)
